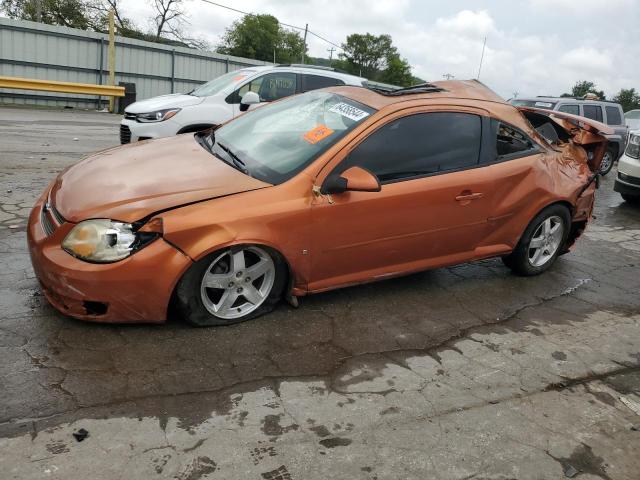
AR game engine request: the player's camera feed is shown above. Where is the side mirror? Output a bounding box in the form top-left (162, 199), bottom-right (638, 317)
top-left (321, 166), bottom-right (381, 194)
top-left (239, 91), bottom-right (260, 112)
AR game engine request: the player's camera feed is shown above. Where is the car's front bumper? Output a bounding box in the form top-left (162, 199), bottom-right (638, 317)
top-left (27, 190), bottom-right (192, 323)
top-left (614, 152), bottom-right (640, 196)
top-left (119, 117), bottom-right (181, 144)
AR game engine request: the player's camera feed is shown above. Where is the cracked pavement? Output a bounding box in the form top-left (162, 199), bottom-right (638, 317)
top-left (1, 107), bottom-right (640, 479)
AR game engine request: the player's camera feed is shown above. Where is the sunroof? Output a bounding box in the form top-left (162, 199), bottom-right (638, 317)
top-left (368, 83), bottom-right (447, 96)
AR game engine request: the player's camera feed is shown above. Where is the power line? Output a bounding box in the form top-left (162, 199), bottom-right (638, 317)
top-left (199, 0), bottom-right (344, 51)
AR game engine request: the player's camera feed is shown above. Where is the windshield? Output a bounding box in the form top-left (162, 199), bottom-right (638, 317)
top-left (212, 91), bottom-right (376, 184)
top-left (191, 70), bottom-right (255, 97)
top-left (625, 110), bottom-right (640, 119)
top-left (511, 99), bottom-right (557, 110)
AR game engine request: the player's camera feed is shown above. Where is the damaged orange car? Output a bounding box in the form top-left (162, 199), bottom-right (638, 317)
top-left (28, 81), bottom-right (611, 326)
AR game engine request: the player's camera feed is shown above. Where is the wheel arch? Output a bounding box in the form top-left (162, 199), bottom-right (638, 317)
top-left (513, 199), bottom-right (574, 248)
top-left (167, 240), bottom-right (296, 317)
top-left (176, 123), bottom-right (216, 134)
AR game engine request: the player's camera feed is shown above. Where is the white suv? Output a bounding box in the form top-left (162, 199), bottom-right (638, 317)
top-left (119, 65), bottom-right (367, 144)
top-left (614, 130), bottom-right (640, 204)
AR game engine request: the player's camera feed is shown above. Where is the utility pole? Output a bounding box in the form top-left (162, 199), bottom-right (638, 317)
top-left (327, 47), bottom-right (335, 66)
top-left (34, 0), bottom-right (42, 22)
top-left (442, 73), bottom-right (454, 80)
top-left (477, 36), bottom-right (487, 80)
top-left (301, 23), bottom-right (308, 64)
top-left (107, 9), bottom-right (116, 113)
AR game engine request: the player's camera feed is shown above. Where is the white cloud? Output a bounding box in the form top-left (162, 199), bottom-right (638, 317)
top-left (435, 10), bottom-right (496, 39)
top-left (529, 0), bottom-right (635, 15)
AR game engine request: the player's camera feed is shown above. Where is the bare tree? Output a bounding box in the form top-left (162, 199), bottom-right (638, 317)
top-left (150, 0), bottom-right (209, 49)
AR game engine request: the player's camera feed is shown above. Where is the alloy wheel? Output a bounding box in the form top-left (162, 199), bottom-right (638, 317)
top-left (600, 151), bottom-right (612, 173)
top-left (527, 215), bottom-right (564, 267)
top-left (200, 246), bottom-right (275, 319)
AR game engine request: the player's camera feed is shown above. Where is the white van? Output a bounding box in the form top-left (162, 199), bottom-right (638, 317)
top-left (119, 65), bottom-right (367, 144)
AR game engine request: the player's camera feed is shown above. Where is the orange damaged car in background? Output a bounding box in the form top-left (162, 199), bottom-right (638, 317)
top-left (27, 81), bottom-right (611, 326)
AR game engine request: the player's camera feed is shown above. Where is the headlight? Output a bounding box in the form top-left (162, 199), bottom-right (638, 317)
top-left (136, 108), bottom-right (181, 123)
top-left (626, 133), bottom-right (640, 159)
top-left (62, 219), bottom-right (160, 263)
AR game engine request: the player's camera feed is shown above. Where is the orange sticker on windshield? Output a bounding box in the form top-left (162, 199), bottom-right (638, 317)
top-left (303, 125), bottom-right (334, 144)
top-left (232, 75), bottom-right (247, 81)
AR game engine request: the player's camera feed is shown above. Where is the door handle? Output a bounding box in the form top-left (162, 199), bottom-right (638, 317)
top-left (455, 192), bottom-right (484, 201)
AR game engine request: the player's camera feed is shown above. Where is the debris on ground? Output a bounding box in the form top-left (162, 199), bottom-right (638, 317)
top-left (72, 428), bottom-right (89, 442)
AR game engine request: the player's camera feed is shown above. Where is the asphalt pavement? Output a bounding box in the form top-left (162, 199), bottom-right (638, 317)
top-left (1, 106), bottom-right (639, 479)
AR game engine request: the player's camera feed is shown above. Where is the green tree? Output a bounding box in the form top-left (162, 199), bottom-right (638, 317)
top-left (379, 54), bottom-right (413, 87)
top-left (612, 88), bottom-right (640, 112)
top-left (217, 14), bottom-right (306, 64)
top-left (562, 80), bottom-right (605, 99)
top-left (339, 33), bottom-right (395, 78)
top-left (1, 0), bottom-right (90, 29)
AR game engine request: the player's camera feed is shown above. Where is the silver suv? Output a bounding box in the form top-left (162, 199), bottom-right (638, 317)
top-left (510, 97), bottom-right (628, 175)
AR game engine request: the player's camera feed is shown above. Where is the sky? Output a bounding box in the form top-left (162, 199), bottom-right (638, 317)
top-left (120, 0), bottom-right (640, 99)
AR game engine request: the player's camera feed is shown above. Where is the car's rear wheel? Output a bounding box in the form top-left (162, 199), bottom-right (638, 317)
top-left (599, 147), bottom-right (615, 175)
top-left (175, 245), bottom-right (287, 326)
top-left (502, 204), bottom-right (571, 276)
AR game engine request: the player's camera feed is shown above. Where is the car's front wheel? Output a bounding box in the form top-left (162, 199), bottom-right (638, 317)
top-left (621, 193), bottom-right (640, 204)
top-left (175, 245), bottom-right (287, 326)
top-left (502, 204), bottom-right (571, 276)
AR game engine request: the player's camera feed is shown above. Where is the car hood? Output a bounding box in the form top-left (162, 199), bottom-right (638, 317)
top-left (124, 93), bottom-right (204, 114)
top-left (626, 119), bottom-right (640, 131)
top-left (51, 135), bottom-right (271, 224)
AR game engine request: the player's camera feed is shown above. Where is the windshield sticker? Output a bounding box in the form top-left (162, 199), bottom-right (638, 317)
top-left (303, 125), bottom-right (335, 144)
top-left (232, 75), bottom-right (248, 81)
top-left (329, 102), bottom-right (370, 122)
top-left (534, 101), bottom-right (553, 108)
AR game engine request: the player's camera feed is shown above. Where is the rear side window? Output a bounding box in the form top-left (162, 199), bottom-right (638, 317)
top-left (582, 105), bottom-right (603, 122)
top-left (558, 104), bottom-right (580, 115)
top-left (339, 112), bottom-right (481, 183)
top-left (605, 106), bottom-right (622, 125)
top-left (301, 74), bottom-right (345, 92)
top-left (492, 120), bottom-right (536, 159)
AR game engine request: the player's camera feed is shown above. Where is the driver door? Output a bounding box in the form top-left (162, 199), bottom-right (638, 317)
top-left (231, 72), bottom-right (298, 118)
top-left (308, 108), bottom-right (495, 292)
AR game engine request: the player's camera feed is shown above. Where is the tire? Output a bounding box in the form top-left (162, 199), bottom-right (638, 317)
top-left (175, 245), bottom-right (287, 326)
top-left (503, 204), bottom-right (571, 276)
top-left (621, 193), bottom-right (640, 204)
top-left (599, 147), bottom-right (615, 176)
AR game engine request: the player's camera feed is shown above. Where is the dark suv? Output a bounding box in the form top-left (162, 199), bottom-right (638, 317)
top-left (510, 97), bottom-right (628, 174)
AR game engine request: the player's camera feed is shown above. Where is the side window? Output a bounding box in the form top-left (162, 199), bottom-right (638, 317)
top-left (226, 75), bottom-right (265, 104)
top-left (301, 74), bottom-right (345, 92)
top-left (582, 105), bottom-right (603, 122)
top-left (338, 112), bottom-right (481, 183)
top-left (605, 106), bottom-right (622, 126)
top-left (558, 104), bottom-right (580, 115)
top-left (257, 72), bottom-right (297, 102)
top-left (492, 120), bottom-right (536, 159)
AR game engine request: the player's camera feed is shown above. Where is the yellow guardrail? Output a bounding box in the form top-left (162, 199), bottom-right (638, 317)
top-left (0, 76), bottom-right (125, 97)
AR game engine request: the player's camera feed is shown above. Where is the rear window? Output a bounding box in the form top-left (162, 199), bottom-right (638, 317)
top-left (626, 110), bottom-right (640, 119)
top-left (582, 105), bottom-right (603, 122)
top-left (511, 100), bottom-right (556, 110)
top-left (605, 106), bottom-right (622, 125)
top-left (301, 74), bottom-right (345, 92)
top-left (558, 104), bottom-right (580, 115)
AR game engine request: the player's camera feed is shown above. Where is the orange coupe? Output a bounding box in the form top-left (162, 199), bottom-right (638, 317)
top-left (28, 81), bottom-right (611, 325)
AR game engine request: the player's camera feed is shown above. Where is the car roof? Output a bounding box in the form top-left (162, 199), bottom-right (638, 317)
top-left (515, 96), bottom-right (622, 108)
top-left (239, 64), bottom-right (366, 84)
top-left (328, 79), bottom-right (506, 110)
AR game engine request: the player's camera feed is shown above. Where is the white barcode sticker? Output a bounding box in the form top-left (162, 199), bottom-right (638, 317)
top-left (329, 102), bottom-right (370, 121)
